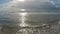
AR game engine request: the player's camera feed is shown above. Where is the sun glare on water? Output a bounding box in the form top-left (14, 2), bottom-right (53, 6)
top-left (19, 13), bottom-right (29, 27)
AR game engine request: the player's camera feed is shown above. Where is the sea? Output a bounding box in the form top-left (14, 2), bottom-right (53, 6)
top-left (0, 10), bottom-right (60, 34)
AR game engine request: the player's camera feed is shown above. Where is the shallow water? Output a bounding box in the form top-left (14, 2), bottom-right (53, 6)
top-left (0, 24), bottom-right (59, 34)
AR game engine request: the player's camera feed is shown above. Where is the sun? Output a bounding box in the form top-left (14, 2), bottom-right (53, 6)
top-left (17, 0), bottom-right (25, 2)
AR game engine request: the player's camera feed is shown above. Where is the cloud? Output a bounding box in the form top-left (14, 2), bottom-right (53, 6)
top-left (0, 0), bottom-right (58, 12)
top-left (50, 1), bottom-right (55, 5)
top-left (51, 0), bottom-right (60, 7)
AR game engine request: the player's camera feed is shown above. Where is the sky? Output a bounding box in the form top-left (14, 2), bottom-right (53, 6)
top-left (0, 0), bottom-right (60, 6)
top-left (0, 0), bottom-right (60, 12)
top-left (51, 0), bottom-right (60, 7)
top-left (0, 0), bottom-right (12, 4)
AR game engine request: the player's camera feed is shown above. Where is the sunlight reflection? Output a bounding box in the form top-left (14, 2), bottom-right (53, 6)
top-left (19, 13), bottom-right (29, 27)
top-left (20, 13), bottom-right (27, 16)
